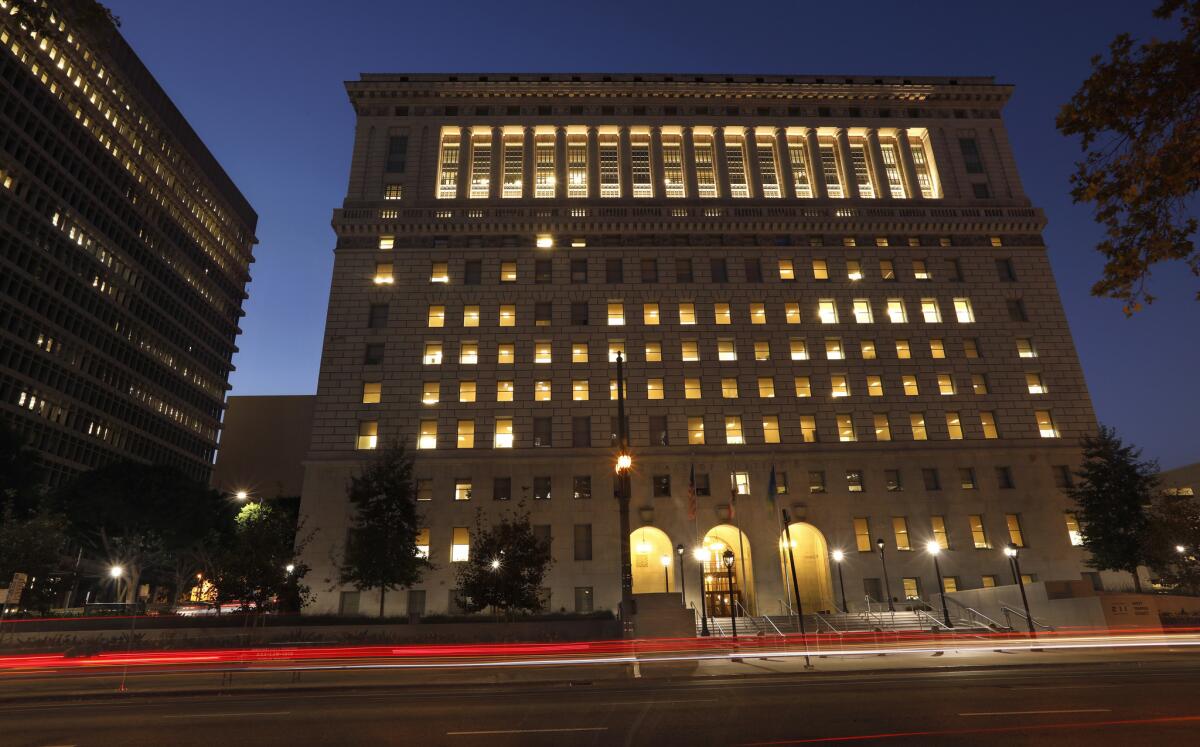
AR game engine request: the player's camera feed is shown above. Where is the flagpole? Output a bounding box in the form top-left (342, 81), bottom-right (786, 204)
top-left (729, 457), bottom-right (750, 616)
top-left (771, 465), bottom-right (794, 619)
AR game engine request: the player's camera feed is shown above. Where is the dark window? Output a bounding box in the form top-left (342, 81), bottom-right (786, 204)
top-left (574, 587), bottom-right (594, 612)
top-left (363, 343), bottom-right (384, 365)
top-left (535, 302), bottom-right (552, 326)
top-left (653, 474), bottom-right (672, 497)
top-left (947, 258), bottom-right (964, 282)
top-left (649, 415), bottom-right (669, 446)
top-left (641, 258), bottom-right (659, 283)
top-left (464, 260), bottom-right (482, 285)
top-left (535, 259), bottom-right (553, 284)
top-left (695, 473), bottom-right (711, 496)
top-left (572, 416), bottom-right (591, 447)
top-left (744, 258), bottom-right (763, 283)
top-left (570, 302), bottom-right (589, 326)
top-left (972, 182), bottom-right (991, 198)
top-left (534, 476), bottom-right (552, 500)
top-left (808, 470), bottom-right (826, 493)
top-left (885, 469), bottom-right (902, 491)
top-left (406, 589), bottom-right (425, 616)
top-left (368, 303), bottom-right (389, 329)
top-left (574, 524), bottom-right (593, 560)
top-left (960, 468), bottom-right (977, 490)
top-left (606, 259), bottom-right (624, 283)
top-left (570, 259), bottom-right (588, 283)
top-left (444, 105), bottom-right (458, 115)
top-left (610, 416), bottom-right (630, 446)
top-left (493, 477), bottom-right (512, 501)
top-left (846, 469), bottom-right (864, 492)
top-left (533, 524), bottom-right (552, 548)
top-left (1007, 299), bottom-right (1028, 322)
top-left (996, 466), bottom-right (1015, 489)
top-left (573, 475), bottom-right (592, 500)
top-left (386, 135), bottom-right (408, 172)
top-left (710, 258), bottom-right (728, 283)
top-left (922, 468), bottom-right (941, 491)
top-left (959, 138), bottom-right (984, 174)
top-left (863, 578), bottom-right (884, 603)
top-left (1053, 465), bottom-right (1074, 489)
top-left (507, 105), bottom-right (520, 115)
top-left (996, 258), bottom-right (1017, 282)
top-left (676, 258), bottom-right (694, 283)
top-left (533, 417), bottom-right (553, 447)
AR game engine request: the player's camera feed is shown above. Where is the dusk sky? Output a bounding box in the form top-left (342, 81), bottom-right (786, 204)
top-left (106, 0), bottom-right (1199, 469)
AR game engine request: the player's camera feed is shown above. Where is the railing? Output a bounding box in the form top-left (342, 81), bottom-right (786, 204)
top-left (863, 596), bottom-right (890, 629)
top-left (1001, 605), bottom-right (1054, 632)
top-left (939, 594), bottom-right (1009, 630)
top-left (812, 612), bottom-right (841, 635)
top-left (914, 608), bottom-right (953, 631)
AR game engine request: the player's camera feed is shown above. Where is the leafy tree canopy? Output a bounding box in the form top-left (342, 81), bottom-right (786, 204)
top-left (212, 501), bottom-right (312, 613)
top-left (1146, 492), bottom-right (1200, 595)
top-left (455, 508), bottom-right (552, 615)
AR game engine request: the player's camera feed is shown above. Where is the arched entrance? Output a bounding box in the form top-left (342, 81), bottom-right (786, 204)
top-left (630, 526), bottom-right (675, 594)
top-left (779, 523), bottom-right (836, 614)
top-left (700, 525), bottom-right (756, 616)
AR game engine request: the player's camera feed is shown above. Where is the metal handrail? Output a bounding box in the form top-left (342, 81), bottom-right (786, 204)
top-left (1001, 604), bottom-right (1054, 632)
top-left (939, 595), bottom-right (1009, 630)
top-left (914, 608), bottom-right (953, 631)
top-left (863, 596), bottom-right (888, 628)
top-left (812, 611), bottom-right (842, 634)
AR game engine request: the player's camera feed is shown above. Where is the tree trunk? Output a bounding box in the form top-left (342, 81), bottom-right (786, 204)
top-left (1131, 569), bottom-right (1142, 593)
top-left (127, 568), bottom-right (141, 606)
top-left (379, 587), bottom-right (386, 617)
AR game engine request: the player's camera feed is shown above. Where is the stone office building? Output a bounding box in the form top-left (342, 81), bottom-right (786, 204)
top-left (299, 72), bottom-right (1097, 618)
top-left (0, 0), bottom-right (258, 486)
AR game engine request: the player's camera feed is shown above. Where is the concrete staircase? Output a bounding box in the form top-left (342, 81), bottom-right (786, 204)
top-left (695, 609), bottom-right (997, 637)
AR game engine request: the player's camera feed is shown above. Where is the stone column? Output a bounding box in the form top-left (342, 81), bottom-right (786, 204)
top-left (522, 126), bottom-right (535, 199)
top-left (683, 126), bottom-right (700, 199)
top-left (586, 126), bottom-right (599, 199)
top-left (835, 127), bottom-right (859, 199)
top-left (489, 125), bottom-right (503, 199)
top-left (775, 127), bottom-right (796, 199)
top-left (554, 126), bottom-right (567, 199)
top-left (712, 126), bottom-right (728, 199)
top-left (456, 126), bottom-right (471, 199)
top-left (866, 128), bottom-right (889, 200)
top-left (743, 127), bottom-right (762, 198)
top-left (650, 126), bottom-right (666, 198)
top-left (895, 128), bottom-right (921, 199)
top-left (805, 127), bottom-right (827, 199)
top-left (619, 126), bottom-right (633, 199)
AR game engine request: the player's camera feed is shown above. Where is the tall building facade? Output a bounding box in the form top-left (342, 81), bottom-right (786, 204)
top-left (300, 73), bottom-right (1097, 617)
top-left (0, 1), bottom-right (258, 485)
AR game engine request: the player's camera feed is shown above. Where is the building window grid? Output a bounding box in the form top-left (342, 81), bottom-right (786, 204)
top-left (788, 140), bottom-right (813, 197)
top-left (850, 144), bottom-right (875, 198)
top-left (725, 137), bottom-right (751, 198)
top-left (694, 136), bottom-right (718, 197)
top-left (567, 138), bottom-right (588, 197)
top-left (631, 138), bottom-right (652, 197)
top-left (437, 137), bottom-right (460, 199)
top-left (879, 143), bottom-right (906, 198)
top-left (535, 139), bottom-right (555, 197)
top-left (599, 139), bottom-right (621, 198)
top-left (910, 138), bottom-right (937, 198)
top-left (469, 136), bottom-right (491, 198)
top-left (819, 144), bottom-right (843, 198)
top-left (756, 139), bottom-right (782, 198)
top-left (502, 139), bottom-right (523, 198)
top-left (663, 137), bottom-right (685, 197)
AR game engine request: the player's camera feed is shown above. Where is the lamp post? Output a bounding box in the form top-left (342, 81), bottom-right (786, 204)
top-left (1005, 544), bottom-right (1036, 637)
top-left (676, 544), bottom-right (686, 606)
top-left (110, 564), bottom-right (136, 692)
top-left (926, 542), bottom-right (953, 628)
top-left (722, 548), bottom-right (737, 640)
top-left (876, 538), bottom-right (895, 611)
top-left (831, 550), bottom-right (848, 613)
top-left (693, 547), bottom-right (710, 636)
top-left (660, 555), bottom-right (671, 592)
top-left (614, 353), bottom-right (634, 627)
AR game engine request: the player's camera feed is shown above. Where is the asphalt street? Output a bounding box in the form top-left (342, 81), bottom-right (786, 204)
top-left (4, 658), bottom-right (1200, 746)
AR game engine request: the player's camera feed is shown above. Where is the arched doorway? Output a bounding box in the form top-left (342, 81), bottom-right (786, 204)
top-left (630, 526), bottom-right (675, 594)
top-left (700, 525), bottom-right (755, 616)
top-left (779, 523), bottom-right (836, 614)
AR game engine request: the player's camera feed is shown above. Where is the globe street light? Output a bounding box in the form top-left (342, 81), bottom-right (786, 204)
top-left (1005, 544), bottom-right (1037, 637)
top-left (722, 548), bottom-right (737, 640)
top-left (235, 490), bottom-right (249, 502)
top-left (613, 352), bottom-right (634, 624)
top-left (926, 542), bottom-right (953, 628)
top-left (693, 546), bottom-right (710, 636)
top-left (659, 554), bottom-right (671, 592)
top-left (876, 538), bottom-right (895, 612)
top-left (831, 549), bottom-right (848, 613)
top-left (675, 544), bottom-right (686, 606)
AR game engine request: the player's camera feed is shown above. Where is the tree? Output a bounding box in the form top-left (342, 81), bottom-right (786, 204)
top-left (1146, 492), bottom-right (1200, 594)
top-left (1056, 0), bottom-right (1200, 314)
top-left (455, 508), bottom-right (552, 616)
top-left (0, 507), bottom-right (69, 606)
top-left (54, 462), bottom-right (233, 604)
top-left (211, 502), bottom-right (313, 613)
top-left (338, 442), bottom-right (429, 616)
top-left (0, 419), bottom-right (46, 518)
top-left (1068, 426), bottom-right (1159, 592)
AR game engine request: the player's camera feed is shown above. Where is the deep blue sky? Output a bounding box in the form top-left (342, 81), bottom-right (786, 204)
top-left (106, 1), bottom-right (1198, 469)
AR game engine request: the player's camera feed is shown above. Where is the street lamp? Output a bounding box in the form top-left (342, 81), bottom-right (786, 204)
top-left (876, 538), bottom-right (895, 612)
top-left (285, 564), bottom-right (295, 574)
top-left (675, 544), bottom-right (686, 605)
top-left (660, 555), bottom-right (671, 592)
top-left (490, 558), bottom-right (501, 571)
top-left (926, 542), bottom-right (953, 628)
top-left (613, 352), bottom-right (634, 624)
top-left (235, 490), bottom-right (249, 502)
top-left (1177, 544), bottom-right (1187, 555)
top-left (1005, 544), bottom-right (1036, 637)
top-left (831, 549), bottom-right (848, 613)
top-left (693, 547), bottom-right (710, 636)
top-left (722, 548), bottom-right (737, 640)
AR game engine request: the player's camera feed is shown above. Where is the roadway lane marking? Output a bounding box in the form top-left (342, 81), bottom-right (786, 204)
top-left (448, 727), bottom-right (608, 735)
top-left (163, 711), bottom-right (291, 719)
top-left (959, 708), bottom-right (1111, 717)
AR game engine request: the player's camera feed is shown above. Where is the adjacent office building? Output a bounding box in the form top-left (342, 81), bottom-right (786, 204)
top-left (300, 73), bottom-right (1097, 617)
top-left (0, 1), bottom-right (258, 485)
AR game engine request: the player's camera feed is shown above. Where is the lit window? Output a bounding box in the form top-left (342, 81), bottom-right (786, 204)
top-left (631, 134), bottom-right (652, 197)
top-left (357, 421), bottom-right (379, 450)
top-left (459, 342), bottom-right (478, 365)
top-left (861, 340), bottom-right (877, 359)
top-left (436, 134), bottom-right (461, 199)
top-left (938, 374), bottom-right (956, 396)
top-left (880, 143), bottom-right (906, 198)
top-left (763, 416), bottom-right (781, 443)
top-left (874, 413), bottom-right (891, 441)
top-left (980, 411), bottom-right (999, 439)
top-left (427, 305), bottom-right (445, 327)
top-left (694, 133), bottom-right (718, 197)
top-left (854, 518), bottom-right (872, 552)
top-left (779, 259), bottom-right (795, 280)
top-left (374, 263), bottom-right (394, 285)
top-left (502, 136), bottom-right (523, 198)
top-left (749, 303), bottom-right (767, 325)
top-left (535, 135), bottom-right (555, 198)
top-left (794, 377), bottom-right (812, 398)
top-left (535, 342), bottom-right (552, 364)
top-left (913, 260), bottom-right (931, 281)
top-left (644, 341), bottom-right (662, 362)
top-left (496, 381), bottom-right (514, 402)
top-left (572, 343), bottom-right (589, 363)
top-left (910, 136), bottom-right (938, 198)
top-left (725, 135), bottom-right (750, 198)
top-left (494, 418), bottom-right (514, 448)
top-left (647, 378), bottom-right (664, 400)
top-left (416, 528), bottom-right (430, 559)
top-left (418, 420), bottom-right (437, 450)
top-left (566, 379), bottom-right (588, 402)
top-left (893, 517), bottom-right (911, 551)
top-left (500, 262), bottom-right (518, 282)
top-left (1006, 514), bottom-right (1026, 547)
top-left (721, 377), bottom-right (740, 399)
top-left (820, 144), bottom-right (844, 198)
top-left (902, 375), bottom-right (919, 396)
top-left (953, 298), bottom-right (975, 323)
top-left (681, 341), bottom-right (699, 362)
top-left (964, 338), bottom-right (980, 359)
top-left (790, 338), bottom-right (809, 361)
top-left (718, 339), bottom-right (738, 361)
top-left (534, 380), bottom-right (552, 402)
top-left (457, 420), bottom-right (475, 449)
top-left (451, 527), bottom-right (470, 562)
top-left (499, 305), bottom-right (516, 327)
top-left (931, 516), bottom-right (949, 550)
top-left (837, 414), bottom-right (856, 442)
top-left (755, 137), bottom-right (782, 198)
top-left (930, 339), bottom-right (945, 358)
top-left (458, 381), bottom-right (476, 403)
top-left (607, 302), bottom-right (625, 326)
top-left (946, 412), bottom-right (963, 440)
top-left (896, 339), bottom-right (911, 359)
top-left (609, 379), bottom-right (628, 401)
top-left (567, 134), bottom-right (587, 197)
top-left (663, 134), bottom-right (685, 197)
top-left (362, 382), bottom-right (382, 404)
top-left (910, 413), bottom-right (928, 440)
top-left (1065, 513), bottom-right (1083, 546)
top-left (867, 375), bottom-right (883, 397)
top-left (379, 235), bottom-right (395, 250)
top-left (1017, 338), bottom-right (1038, 358)
top-left (880, 259), bottom-right (896, 280)
top-left (421, 382), bottom-right (440, 405)
top-left (852, 300), bottom-right (873, 324)
top-left (643, 303), bottom-right (660, 325)
top-left (497, 344), bottom-right (515, 365)
top-left (714, 303), bottom-right (732, 325)
top-left (846, 260), bottom-right (863, 281)
top-left (463, 306), bottom-right (480, 327)
top-left (430, 262), bottom-right (449, 283)
top-left (599, 135), bottom-right (620, 198)
top-left (800, 415), bottom-right (818, 443)
top-left (971, 374), bottom-right (988, 395)
top-left (1026, 373), bottom-right (1047, 394)
top-left (754, 341), bottom-right (770, 361)
top-left (684, 378), bottom-right (702, 399)
top-left (825, 338), bottom-right (844, 360)
top-left (886, 299), bottom-right (907, 324)
top-left (818, 300), bottom-right (838, 324)
top-left (1036, 410), bottom-right (1059, 438)
top-left (920, 298), bottom-right (941, 324)
top-left (725, 416), bottom-right (745, 444)
top-left (678, 303), bottom-right (696, 325)
top-left (850, 143), bottom-right (875, 198)
top-left (812, 259), bottom-right (829, 280)
top-left (831, 375), bottom-right (850, 398)
top-left (688, 416), bottom-right (706, 444)
top-left (785, 303), bottom-right (801, 324)
top-left (969, 515), bottom-right (990, 549)
top-left (758, 377), bottom-right (775, 398)
top-left (423, 343), bottom-right (443, 365)
top-left (469, 134), bottom-right (492, 198)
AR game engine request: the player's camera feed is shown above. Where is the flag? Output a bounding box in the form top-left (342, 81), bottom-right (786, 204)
top-left (687, 464), bottom-right (697, 521)
top-left (767, 465), bottom-right (778, 504)
top-left (729, 473), bottom-right (737, 519)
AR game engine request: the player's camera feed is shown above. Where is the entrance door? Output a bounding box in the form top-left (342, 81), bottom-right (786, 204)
top-left (703, 557), bottom-right (743, 616)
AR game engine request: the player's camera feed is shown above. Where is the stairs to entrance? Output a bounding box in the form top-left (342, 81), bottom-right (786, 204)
top-left (694, 609), bottom-right (999, 637)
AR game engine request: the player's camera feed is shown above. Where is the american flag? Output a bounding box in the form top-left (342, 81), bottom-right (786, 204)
top-left (687, 464), bottom-right (697, 520)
